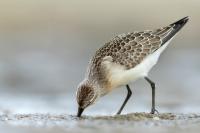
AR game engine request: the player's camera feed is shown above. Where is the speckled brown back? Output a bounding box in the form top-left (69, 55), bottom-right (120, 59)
top-left (86, 22), bottom-right (184, 87)
top-left (89, 26), bottom-right (173, 71)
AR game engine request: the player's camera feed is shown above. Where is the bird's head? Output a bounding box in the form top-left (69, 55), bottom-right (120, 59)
top-left (76, 81), bottom-right (98, 117)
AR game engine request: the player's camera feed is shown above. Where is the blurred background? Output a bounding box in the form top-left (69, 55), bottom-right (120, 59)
top-left (0, 0), bottom-right (199, 115)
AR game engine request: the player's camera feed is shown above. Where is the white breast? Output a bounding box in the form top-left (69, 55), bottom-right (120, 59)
top-left (106, 40), bottom-right (171, 89)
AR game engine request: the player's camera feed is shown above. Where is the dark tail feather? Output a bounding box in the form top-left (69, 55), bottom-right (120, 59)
top-left (162, 16), bottom-right (189, 45)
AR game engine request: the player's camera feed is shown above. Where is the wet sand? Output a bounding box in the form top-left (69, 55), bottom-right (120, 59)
top-left (1, 113), bottom-right (200, 133)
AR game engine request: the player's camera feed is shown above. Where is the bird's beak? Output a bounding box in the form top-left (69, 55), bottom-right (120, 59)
top-left (77, 107), bottom-right (84, 117)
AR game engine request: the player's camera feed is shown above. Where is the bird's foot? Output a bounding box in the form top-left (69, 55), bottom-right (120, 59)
top-left (150, 108), bottom-right (159, 114)
top-left (116, 110), bottom-right (122, 115)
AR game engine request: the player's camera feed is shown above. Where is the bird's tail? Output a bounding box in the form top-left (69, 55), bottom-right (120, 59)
top-left (161, 16), bottom-right (189, 45)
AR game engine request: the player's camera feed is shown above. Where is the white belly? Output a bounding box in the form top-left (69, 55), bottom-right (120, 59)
top-left (109, 40), bottom-right (171, 89)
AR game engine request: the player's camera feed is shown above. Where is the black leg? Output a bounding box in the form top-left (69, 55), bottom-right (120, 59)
top-left (145, 77), bottom-right (159, 114)
top-left (116, 85), bottom-right (132, 115)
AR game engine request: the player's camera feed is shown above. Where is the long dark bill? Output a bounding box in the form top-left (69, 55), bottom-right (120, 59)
top-left (77, 107), bottom-right (84, 117)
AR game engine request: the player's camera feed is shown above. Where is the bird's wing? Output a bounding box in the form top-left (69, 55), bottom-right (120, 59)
top-left (99, 29), bottom-right (166, 70)
top-left (99, 17), bottom-right (189, 70)
top-left (87, 17), bottom-right (189, 83)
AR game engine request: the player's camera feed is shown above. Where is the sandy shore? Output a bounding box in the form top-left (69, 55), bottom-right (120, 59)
top-left (1, 113), bottom-right (200, 133)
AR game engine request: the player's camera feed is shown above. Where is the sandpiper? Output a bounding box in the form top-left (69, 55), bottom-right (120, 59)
top-left (76, 17), bottom-right (189, 117)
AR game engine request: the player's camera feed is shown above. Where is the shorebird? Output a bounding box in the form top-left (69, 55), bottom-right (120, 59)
top-left (76, 17), bottom-right (189, 117)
